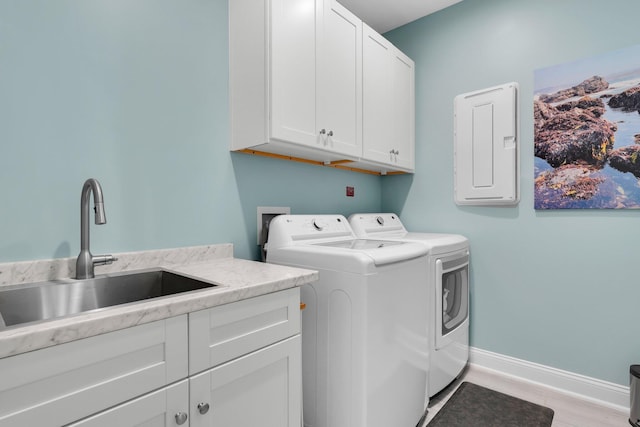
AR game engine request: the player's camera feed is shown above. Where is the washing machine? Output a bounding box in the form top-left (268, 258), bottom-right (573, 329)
top-left (349, 213), bottom-right (470, 397)
top-left (266, 215), bottom-right (430, 427)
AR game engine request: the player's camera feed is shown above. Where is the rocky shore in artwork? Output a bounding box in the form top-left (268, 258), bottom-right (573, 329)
top-left (534, 96), bottom-right (616, 168)
top-left (535, 75), bottom-right (640, 208)
top-left (608, 145), bottom-right (640, 176)
top-left (538, 75), bottom-right (609, 103)
top-left (534, 164), bottom-right (610, 209)
top-left (607, 85), bottom-right (640, 112)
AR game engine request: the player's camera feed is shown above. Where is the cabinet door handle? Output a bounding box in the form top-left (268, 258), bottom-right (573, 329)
top-left (327, 130), bottom-right (333, 137)
top-left (197, 402), bottom-right (211, 415)
top-left (319, 129), bottom-right (326, 135)
top-left (174, 412), bottom-right (188, 425)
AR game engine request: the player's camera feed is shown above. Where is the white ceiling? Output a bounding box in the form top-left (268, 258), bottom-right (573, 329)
top-left (339, 0), bottom-right (463, 33)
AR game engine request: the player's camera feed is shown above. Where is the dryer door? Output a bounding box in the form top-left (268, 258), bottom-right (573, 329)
top-left (435, 251), bottom-right (469, 350)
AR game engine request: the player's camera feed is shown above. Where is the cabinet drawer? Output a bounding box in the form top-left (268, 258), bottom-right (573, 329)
top-left (189, 288), bottom-right (300, 374)
top-left (67, 380), bottom-right (189, 427)
top-left (0, 315), bottom-right (187, 427)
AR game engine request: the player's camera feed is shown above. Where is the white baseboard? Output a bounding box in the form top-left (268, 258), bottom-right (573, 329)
top-left (469, 347), bottom-right (630, 411)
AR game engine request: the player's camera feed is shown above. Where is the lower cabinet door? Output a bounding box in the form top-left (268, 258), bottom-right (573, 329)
top-left (0, 315), bottom-right (187, 427)
top-left (189, 335), bottom-right (301, 427)
top-left (67, 380), bottom-right (189, 427)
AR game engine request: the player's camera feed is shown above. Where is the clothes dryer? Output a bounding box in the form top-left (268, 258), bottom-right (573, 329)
top-left (266, 215), bottom-right (430, 427)
top-left (349, 213), bottom-right (469, 397)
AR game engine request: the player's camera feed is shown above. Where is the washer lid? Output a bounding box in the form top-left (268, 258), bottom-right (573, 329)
top-left (266, 215), bottom-right (428, 269)
top-left (348, 213), bottom-right (469, 253)
top-left (314, 239), bottom-right (404, 250)
top-left (403, 232), bottom-right (468, 251)
top-left (313, 238), bottom-right (425, 266)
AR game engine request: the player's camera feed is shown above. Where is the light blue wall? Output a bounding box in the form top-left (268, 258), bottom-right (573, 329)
top-left (0, 0), bottom-right (382, 263)
top-left (384, 0), bottom-right (640, 385)
top-left (4, 0), bottom-right (636, 389)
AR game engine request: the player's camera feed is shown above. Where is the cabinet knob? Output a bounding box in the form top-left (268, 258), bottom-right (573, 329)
top-left (327, 130), bottom-right (333, 137)
top-left (319, 129), bottom-right (326, 135)
top-left (197, 402), bottom-right (210, 415)
top-left (174, 412), bottom-right (188, 425)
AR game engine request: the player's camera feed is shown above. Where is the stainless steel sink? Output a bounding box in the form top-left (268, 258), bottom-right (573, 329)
top-left (0, 269), bottom-right (218, 330)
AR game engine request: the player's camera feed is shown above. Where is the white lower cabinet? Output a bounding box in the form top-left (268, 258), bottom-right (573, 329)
top-left (67, 380), bottom-right (189, 427)
top-left (69, 336), bottom-right (302, 427)
top-left (190, 335), bottom-right (301, 427)
top-left (0, 288), bottom-right (301, 427)
top-left (0, 315), bottom-right (188, 427)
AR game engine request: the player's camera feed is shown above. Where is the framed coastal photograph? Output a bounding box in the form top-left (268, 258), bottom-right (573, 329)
top-left (534, 44), bottom-right (640, 209)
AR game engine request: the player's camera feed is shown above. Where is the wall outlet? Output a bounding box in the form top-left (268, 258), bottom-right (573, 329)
top-left (346, 186), bottom-right (355, 197)
top-left (257, 206), bottom-right (290, 245)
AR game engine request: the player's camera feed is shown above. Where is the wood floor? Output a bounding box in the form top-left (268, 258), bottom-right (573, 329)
top-left (422, 365), bottom-right (629, 427)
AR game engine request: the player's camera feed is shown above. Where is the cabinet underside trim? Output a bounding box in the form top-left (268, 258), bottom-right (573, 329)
top-left (237, 149), bottom-right (407, 176)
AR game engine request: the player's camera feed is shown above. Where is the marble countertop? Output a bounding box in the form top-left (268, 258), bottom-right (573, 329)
top-left (0, 245), bottom-right (318, 359)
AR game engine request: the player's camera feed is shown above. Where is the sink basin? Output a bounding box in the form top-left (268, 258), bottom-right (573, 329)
top-left (0, 269), bottom-right (218, 330)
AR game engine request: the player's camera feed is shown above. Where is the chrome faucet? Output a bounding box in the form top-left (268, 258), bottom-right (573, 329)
top-left (75, 178), bottom-right (116, 279)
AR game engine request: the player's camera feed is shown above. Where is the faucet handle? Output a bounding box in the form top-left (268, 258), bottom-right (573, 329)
top-left (93, 254), bottom-right (117, 266)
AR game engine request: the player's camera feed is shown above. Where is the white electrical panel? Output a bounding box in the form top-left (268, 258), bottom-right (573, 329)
top-left (454, 82), bottom-right (519, 206)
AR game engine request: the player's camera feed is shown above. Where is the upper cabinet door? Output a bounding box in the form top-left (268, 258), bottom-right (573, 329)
top-left (270, 0), bottom-right (318, 146)
top-left (362, 25), bottom-right (394, 164)
top-left (316, 0), bottom-right (362, 157)
top-left (391, 48), bottom-right (415, 170)
top-left (362, 24), bottom-right (415, 171)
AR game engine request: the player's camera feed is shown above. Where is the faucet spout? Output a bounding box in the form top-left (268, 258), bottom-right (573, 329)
top-left (76, 178), bottom-right (116, 279)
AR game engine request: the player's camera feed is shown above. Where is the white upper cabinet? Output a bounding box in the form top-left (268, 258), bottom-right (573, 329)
top-left (229, 0), bottom-right (414, 174)
top-left (361, 24), bottom-right (415, 172)
top-left (230, 0), bottom-right (362, 162)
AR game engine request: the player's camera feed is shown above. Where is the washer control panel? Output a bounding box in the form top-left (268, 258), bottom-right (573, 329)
top-left (267, 215), bottom-right (355, 248)
top-left (288, 215), bottom-right (351, 235)
top-left (348, 213), bottom-right (406, 237)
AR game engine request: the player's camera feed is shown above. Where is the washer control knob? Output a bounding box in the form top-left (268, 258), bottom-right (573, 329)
top-left (376, 216), bottom-right (384, 226)
top-left (312, 219), bottom-right (324, 231)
